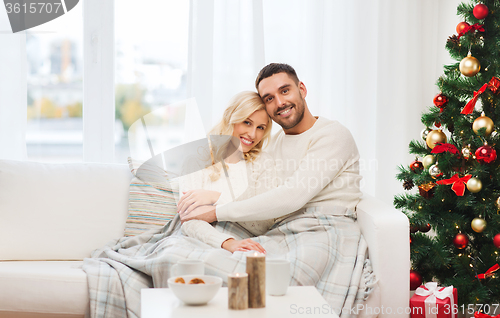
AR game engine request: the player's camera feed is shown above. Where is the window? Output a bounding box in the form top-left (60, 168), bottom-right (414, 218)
top-left (26, 3), bottom-right (83, 162)
top-left (114, 0), bottom-right (190, 164)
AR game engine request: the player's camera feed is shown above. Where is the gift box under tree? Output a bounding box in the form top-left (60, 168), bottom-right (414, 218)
top-left (410, 282), bottom-right (458, 318)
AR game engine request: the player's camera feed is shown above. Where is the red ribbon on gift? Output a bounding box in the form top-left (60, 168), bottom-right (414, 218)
top-left (436, 174), bottom-right (472, 196)
top-left (414, 282), bottom-right (457, 318)
top-left (476, 263), bottom-right (499, 279)
top-left (461, 83), bottom-right (488, 115)
top-left (458, 23), bottom-right (485, 39)
top-left (432, 143), bottom-right (459, 155)
top-left (475, 312), bottom-right (500, 318)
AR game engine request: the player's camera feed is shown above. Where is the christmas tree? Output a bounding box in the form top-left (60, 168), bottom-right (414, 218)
top-left (395, 0), bottom-right (500, 308)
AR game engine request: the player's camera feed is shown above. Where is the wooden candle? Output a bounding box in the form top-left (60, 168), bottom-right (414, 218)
top-left (228, 273), bottom-right (248, 310)
top-left (246, 252), bottom-right (265, 308)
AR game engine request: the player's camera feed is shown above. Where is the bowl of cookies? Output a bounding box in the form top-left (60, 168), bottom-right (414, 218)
top-left (167, 275), bottom-right (223, 305)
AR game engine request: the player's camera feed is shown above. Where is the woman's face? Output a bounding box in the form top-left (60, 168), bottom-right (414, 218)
top-left (232, 109), bottom-right (269, 153)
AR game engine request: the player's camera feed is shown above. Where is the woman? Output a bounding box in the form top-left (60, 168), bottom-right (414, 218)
top-left (177, 91), bottom-right (276, 254)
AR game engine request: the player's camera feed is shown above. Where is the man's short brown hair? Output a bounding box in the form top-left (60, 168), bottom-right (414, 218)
top-left (255, 63), bottom-right (300, 89)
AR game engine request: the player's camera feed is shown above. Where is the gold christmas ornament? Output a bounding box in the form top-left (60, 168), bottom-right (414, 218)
top-left (422, 154), bottom-right (436, 169)
top-left (426, 130), bottom-right (447, 149)
top-left (459, 52), bottom-right (481, 77)
top-left (496, 196), bottom-right (500, 210)
top-left (472, 112), bottom-right (494, 136)
top-left (466, 177), bottom-right (482, 193)
top-left (471, 217), bottom-right (487, 233)
top-left (429, 164), bottom-right (443, 179)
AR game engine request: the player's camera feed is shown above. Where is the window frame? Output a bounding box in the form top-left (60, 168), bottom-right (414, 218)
top-left (82, 0), bottom-right (115, 163)
top-left (0, 14), bottom-right (27, 160)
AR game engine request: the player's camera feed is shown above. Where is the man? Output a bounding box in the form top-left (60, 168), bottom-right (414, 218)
top-left (179, 63), bottom-right (362, 225)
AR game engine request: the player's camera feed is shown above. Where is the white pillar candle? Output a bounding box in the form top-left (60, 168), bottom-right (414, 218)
top-left (246, 252), bottom-right (265, 308)
top-left (228, 272), bottom-right (248, 310)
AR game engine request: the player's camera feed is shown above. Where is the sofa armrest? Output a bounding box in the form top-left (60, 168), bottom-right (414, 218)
top-left (356, 194), bottom-right (410, 317)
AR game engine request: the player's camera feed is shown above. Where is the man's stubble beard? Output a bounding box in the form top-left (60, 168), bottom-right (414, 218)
top-left (274, 98), bottom-right (306, 130)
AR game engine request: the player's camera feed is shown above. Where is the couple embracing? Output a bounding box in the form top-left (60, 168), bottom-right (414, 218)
top-left (83, 63), bottom-right (372, 318)
top-left (177, 62), bottom-right (362, 253)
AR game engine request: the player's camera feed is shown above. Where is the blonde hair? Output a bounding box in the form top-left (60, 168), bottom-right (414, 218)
top-left (208, 91), bottom-right (272, 181)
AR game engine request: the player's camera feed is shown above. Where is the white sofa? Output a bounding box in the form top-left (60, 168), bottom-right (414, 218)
top-left (0, 159), bottom-right (410, 318)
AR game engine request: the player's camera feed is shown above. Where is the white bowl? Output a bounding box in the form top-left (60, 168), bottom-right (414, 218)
top-left (167, 274), bottom-right (223, 305)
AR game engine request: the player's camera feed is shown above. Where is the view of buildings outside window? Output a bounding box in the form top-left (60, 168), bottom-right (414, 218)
top-left (26, 0), bottom-right (189, 163)
top-left (114, 0), bottom-right (189, 164)
top-left (26, 4), bottom-right (83, 162)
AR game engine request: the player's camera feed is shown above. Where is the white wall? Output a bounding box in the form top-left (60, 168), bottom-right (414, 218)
top-left (374, 0), bottom-right (462, 205)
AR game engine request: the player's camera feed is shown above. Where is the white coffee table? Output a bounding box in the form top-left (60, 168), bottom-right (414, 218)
top-left (141, 286), bottom-right (339, 318)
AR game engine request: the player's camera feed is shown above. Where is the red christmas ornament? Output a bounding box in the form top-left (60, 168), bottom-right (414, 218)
top-left (433, 93), bottom-right (449, 108)
top-left (420, 223), bottom-right (431, 233)
top-left (475, 145), bottom-right (497, 163)
top-left (494, 234), bottom-right (500, 248)
top-left (456, 22), bottom-right (470, 34)
top-left (410, 224), bottom-right (419, 233)
top-left (453, 233), bottom-right (469, 249)
top-left (410, 160), bottom-right (424, 173)
top-left (435, 122), bottom-right (442, 128)
top-left (473, 4), bottom-right (489, 20)
top-left (410, 270), bottom-right (423, 290)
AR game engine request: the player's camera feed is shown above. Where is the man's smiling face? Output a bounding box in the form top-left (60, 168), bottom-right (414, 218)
top-left (257, 72), bottom-right (307, 132)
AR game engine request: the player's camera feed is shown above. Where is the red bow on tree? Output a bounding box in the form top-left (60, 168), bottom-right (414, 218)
top-left (431, 143), bottom-right (459, 155)
top-left (476, 263), bottom-right (499, 279)
top-left (436, 174), bottom-right (472, 196)
top-left (474, 312), bottom-right (500, 318)
top-left (461, 83), bottom-right (488, 114)
top-left (458, 23), bottom-right (485, 39)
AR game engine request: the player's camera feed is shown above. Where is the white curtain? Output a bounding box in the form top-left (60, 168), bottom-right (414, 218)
top-left (187, 0), bottom-right (266, 131)
top-left (0, 0), bottom-right (463, 204)
top-left (0, 8), bottom-right (27, 161)
top-left (187, 0), bottom-right (462, 205)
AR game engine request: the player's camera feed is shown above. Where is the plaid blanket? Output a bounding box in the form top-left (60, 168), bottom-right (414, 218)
top-left (82, 206), bottom-right (376, 318)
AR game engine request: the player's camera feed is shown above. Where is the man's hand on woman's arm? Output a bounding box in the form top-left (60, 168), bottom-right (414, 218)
top-left (177, 190), bottom-right (221, 214)
top-left (221, 238), bottom-right (266, 254)
top-left (179, 205), bottom-right (217, 223)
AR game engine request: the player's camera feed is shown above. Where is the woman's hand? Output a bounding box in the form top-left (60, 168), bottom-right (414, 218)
top-left (177, 190), bottom-right (221, 214)
top-left (221, 238), bottom-right (266, 254)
